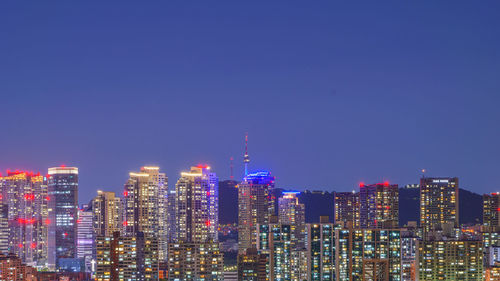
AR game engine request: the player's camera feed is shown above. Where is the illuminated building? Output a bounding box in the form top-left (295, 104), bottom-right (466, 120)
top-left (123, 166), bottom-right (168, 261)
top-left (400, 237), bottom-right (417, 281)
top-left (92, 191), bottom-right (123, 237)
top-left (257, 222), bottom-right (294, 281)
top-left (338, 228), bottom-right (401, 281)
top-left (76, 204), bottom-right (93, 273)
top-left (47, 166), bottom-right (79, 270)
top-left (167, 165), bottom-right (222, 280)
top-left (484, 192), bottom-right (500, 229)
top-left (359, 182), bottom-right (399, 229)
top-left (0, 253), bottom-right (38, 281)
top-left (334, 191), bottom-right (359, 228)
top-left (306, 219), bottom-right (336, 281)
top-left (278, 191), bottom-right (306, 248)
top-left (95, 231), bottom-right (158, 281)
top-left (0, 203), bottom-right (8, 253)
top-left (420, 177), bottom-right (459, 235)
top-left (166, 189), bottom-right (177, 242)
top-left (0, 170), bottom-right (51, 269)
top-left (174, 165), bottom-right (218, 242)
top-left (238, 171), bottom-right (275, 255)
top-left (417, 240), bottom-right (483, 281)
top-left (167, 241), bottom-right (224, 281)
top-left (237, 248), bottom-right (268, 281)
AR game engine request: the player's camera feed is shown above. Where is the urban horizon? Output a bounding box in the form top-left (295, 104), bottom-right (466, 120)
top-left (1, 1), bottom-right (499, 281)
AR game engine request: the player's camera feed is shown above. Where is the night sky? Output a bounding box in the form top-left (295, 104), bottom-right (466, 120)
top-left (1, 1), bottom-right (499, 204)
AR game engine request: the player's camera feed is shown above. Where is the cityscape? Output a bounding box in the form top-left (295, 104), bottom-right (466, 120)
top-left (1, 1), bottom-right (500, 281)
top-left (0, 138), bottom-right (499, 280)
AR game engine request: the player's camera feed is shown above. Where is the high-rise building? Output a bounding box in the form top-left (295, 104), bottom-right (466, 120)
top-left (92, 191), bottom-right (123, 237)
top-left (278, 191), bottom-right (306, 249)
top-left (237, 248), bottom-right (268, 281)
top-left (337, 228), bottom-right (402, 281)
top-left (48, 166), bottom-right (79, 270)
top-left (167, 241), bottom-right (224, 281)
top-left (359, 183), bottom-right (399, 229)
top-left (123, 166), bottom-right (168, 262)
top-left (257, 223), bottom-right (292, 281)
top-left (77, 204), bottom-right (93, 273)
top-left (95, 231), bottom-right (159, 281)
top-left (0, 171), bottom-right (50, 268)
top-left (400, 236), bottom-right (418, 281)
top-left (174, 165), bottom-right (218, 243)
top-left (238, 171), bottom-right (275, 255)
top-left (257, 220), bottom-right (308, 281)
top-left (420, 177), bottom-right (459, 235)
top-left (166, 189), bottom-right (177, 242)
top-left (484, 192), bottom-right (500, 229)
top-left (0, 203), bottom-right (8, 254)
top-left (334, 191), bottom-right (359, 228)
top-left (417, 240), bottom-right (483, 281)
top-left (306, 221), bottom-right (336, 281)
top-left (167, 165), bottom-right (223, 281)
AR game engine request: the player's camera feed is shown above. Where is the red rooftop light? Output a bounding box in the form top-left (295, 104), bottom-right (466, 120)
top-left (359, 182), bottom-right (365, 187)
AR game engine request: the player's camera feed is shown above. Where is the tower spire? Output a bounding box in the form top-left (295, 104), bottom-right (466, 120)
top-left (244, 133), bottom-right (250, 176)
top-left (230, 156), bottom-right (234, 180)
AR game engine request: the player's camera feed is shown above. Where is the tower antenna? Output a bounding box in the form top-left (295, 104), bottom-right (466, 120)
top-left (230, 156), bottom-right (234, 180)
top-left (244, 133), bottom-right (250, 176)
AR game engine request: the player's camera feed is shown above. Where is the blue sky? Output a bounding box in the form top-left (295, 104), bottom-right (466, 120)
top-left (1, 1), bottom-right (499, 203)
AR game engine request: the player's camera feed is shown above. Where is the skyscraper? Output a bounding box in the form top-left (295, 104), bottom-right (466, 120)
top-left (167, 165), bottom-right (223, 280)
top-left (92, 191), bottom-right (123, 237)
top-left (48, 166), bottom-right (78, 270)
top-left (420, 177), bottom-right (459, 234)
top-left (278, 191), bottom-right (306, 249)
top-left (238, 171), bottom-right (275, 255)
top-left (123, 166), bottom-right (168, 264)
top-left (174, 165), bottom-right (218, 242)
top-left (359, 182), bottom-right (399, 229)
top-left (257, 223), bottom-right (292, 281)
top-left (484, 192), bottom-right (500, 229)
top-left (306, 220), bottom-right (336, 281)
top-left (334, 191), bottom-right (360, 228)
top-left (77, 204), bottom-right (93, 273)
top-left (0, 170), bottom-right (50, 268)
top-left (0, 203), bottom-right (8, 254)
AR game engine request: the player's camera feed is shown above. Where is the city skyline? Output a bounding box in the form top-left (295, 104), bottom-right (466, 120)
top-left (1, 1), bottom-right (500, 204)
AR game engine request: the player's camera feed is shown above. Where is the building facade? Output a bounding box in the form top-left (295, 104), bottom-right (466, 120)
top-left (48, 166), bottom-right (79, 270)
top-left (0, 171), bottom-right (50, 268)
top-left (95, 231), bottom-right (159, 281)
top-left (92, 191), bottom-right (123, 237)
top-left (334, 191), bottom-right (360, 228)
top-left (420, 177), bottom-right (459, 235)
top-left (174, 165), bottom-right (218, 243)
top-left (238, 171), bottom-right (275, 254)
top-left (417, 240), bottom-right (483, 281)
top-left (359, 183), bottom-right (399, 229)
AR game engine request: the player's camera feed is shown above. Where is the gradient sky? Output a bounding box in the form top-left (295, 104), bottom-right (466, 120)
top-left (1, 1), bottom-right (499, 204)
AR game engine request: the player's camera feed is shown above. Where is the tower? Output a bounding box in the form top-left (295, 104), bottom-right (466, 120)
top-left (237, 171), bottom-right (275, 254)
top-left (244, 133), bottom-right (250, 177)
top-left (174, 165), bottom-right (219, 242)
top-left (47, 166), bottom-right (78, 270)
